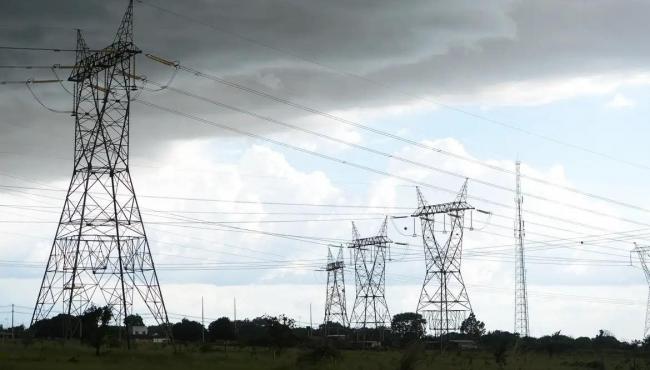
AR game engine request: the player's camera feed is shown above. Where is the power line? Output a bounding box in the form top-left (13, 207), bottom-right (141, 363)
top-left (0, 193), bottom-right (644, 261)
top-left (145, 79), bottom-right (650, 229)
top-left (134, 99), bottom-right (647, 235)
top-left (0, 184), bottom-right (409, 209)
top-left (0, 65), bottom-right (73, 69)
top-left (1, 78), bottom-right (647, 235)
top-left (4, 180), bottom-right (650, 250)
top-left (0, 165), bottom-right (644, 260)
top-left (0, 46), bottom-right (94, 52)
top-left (136, 2), bottom-right (650, 172)
top-left (147, 55), bottom-right (650, 215)
top-left (0, 201), bottom-right (639, 267)
top-left (0, 182), bottom-right (639, 255)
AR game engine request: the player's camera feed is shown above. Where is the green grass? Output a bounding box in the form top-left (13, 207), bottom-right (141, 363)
top-left (0, 340), bottom-right (648, 370)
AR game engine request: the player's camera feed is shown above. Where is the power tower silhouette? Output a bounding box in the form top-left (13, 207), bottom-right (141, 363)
top-left (413, 180), bottom-right (474, 337)
top-left (514, 161), bottom-right (530, 337)
top-left (349, 218), bottom-right (391, 330)
top-left (633, 245), bottom-right (650, 338)
top-left (323, 245), bottom-right (348, 333)
top-left (31, 0), bottom-right (171, 346)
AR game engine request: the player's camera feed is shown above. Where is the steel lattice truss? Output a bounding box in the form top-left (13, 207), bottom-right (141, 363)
top-left (414, 180), bottom-right (474, 336)
top-left (31, 1), bottom-right (171, 340)
top-left (514, 161), bottom-right (530, 337)
top-left (323, 246), bottom-right (348, 332)
top-left (349, 218), bottom-right (391, 329)
top-left (634, 245), bottom-right (650, 338)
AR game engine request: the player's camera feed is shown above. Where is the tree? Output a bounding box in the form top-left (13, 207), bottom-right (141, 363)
top-left (494, 343), bottom-right (508, 368)
top-left (460, 312), bottom-right (485, 338)
top-left (208, 317), bottom-right (235, 350)
top-left (172, 318), bottom-right (204, 342)
top-left (147, 323), bottom-right (172, 340)
top-left (593, 329), bottom-right (620, 349)
top-left (255, 315), bottom-right (297, 354)
top-left (643, 335), bottom-right (650, 350)
top-left (538, 331), bottom-right (574, 357)
top-left (80, 305), bottom-right (113, 356)
top-left (31, 314), bottom-right (72, 338)
top-left (391, 312), bottom-right (425, 343)
top-left (319, 321), bottom-right (349, 336)
top-left (236, 319), bottom-right (267, 345)
top-left (124, 314), bottom-right (144, 327)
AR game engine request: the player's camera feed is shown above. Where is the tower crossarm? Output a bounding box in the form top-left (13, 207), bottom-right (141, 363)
top-left (326, 261), bottom-right (345, 271)
top-left (349, 235), bottom-right (392, 248)
top-left (69, 41), bottom-right (141, 82)
top-left (412, 201), bottom-right (474, 217)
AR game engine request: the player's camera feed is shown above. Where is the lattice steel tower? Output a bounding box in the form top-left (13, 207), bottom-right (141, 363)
top-left (633, 245), bottom-right (650, 338)
top-left (414, 180), bottom-right (474, 336)
top-left (31, 1), bottom-right (171, 344)
top-left (349, 218), bottom-right (391, 329)
top-left (514, 161), bottom-right (530, 337)
top-left (323, 245), bottom-right (348, 332)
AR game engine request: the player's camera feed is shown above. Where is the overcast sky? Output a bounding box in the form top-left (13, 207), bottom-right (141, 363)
top-left (1, 0), bottom-right (650, 340)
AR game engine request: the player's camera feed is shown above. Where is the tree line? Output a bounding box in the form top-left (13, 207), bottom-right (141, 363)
top-left (24, 309), bottom-right (650, 356)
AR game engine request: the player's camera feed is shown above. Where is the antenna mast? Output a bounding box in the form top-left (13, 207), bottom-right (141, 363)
top-left (514, 161), bottom-right (530, 337)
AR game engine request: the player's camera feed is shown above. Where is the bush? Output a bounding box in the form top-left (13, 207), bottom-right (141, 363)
top-left (297, 342), bottom-right (341, 365)
top-left (398, 341), bottom-right (425, 370)
top-left (494, 343), bottom-right (507, 368)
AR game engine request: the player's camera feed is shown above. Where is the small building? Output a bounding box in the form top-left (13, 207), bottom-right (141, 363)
top-left (130, 326), bottom-right (148, 336)
top-left (449, 339), bottom-right (478, 350)
top-left (356, 340), bottom-right (382, 349)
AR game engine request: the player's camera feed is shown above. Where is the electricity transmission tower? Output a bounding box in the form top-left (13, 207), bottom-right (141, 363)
top-left (349, 218), bottom-right (391, 330)
top-left (31, 1), bottom-right (171, 345)
top-left (414, 180), bottom-right (474, 336)
top-left (323, 245), bottom-right (348, 333)
top-left (514, 161), bottom-right (530, 337)
top-left (633, 245), bottom-right (650, 338)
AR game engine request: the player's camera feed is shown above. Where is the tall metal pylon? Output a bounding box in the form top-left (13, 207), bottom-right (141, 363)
top-left (514, 161), bottom-right (530, 337)
top-left (349, 218), bottom-right (391, 329)
top-left (414, 180), bottom-right (474, 336)
top-left (633, 245), bottom-right (650, 338)
top-left (31, 0), bottom-right (171, 345)
top-left (323, 245), bottom-right (348, 332)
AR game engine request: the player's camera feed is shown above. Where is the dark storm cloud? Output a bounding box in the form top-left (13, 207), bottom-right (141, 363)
top-left (2, 0), bottom-right (650, 181)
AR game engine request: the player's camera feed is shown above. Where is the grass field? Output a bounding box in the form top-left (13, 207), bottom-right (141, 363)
top-left (0, 340), bottom-right (648, 370)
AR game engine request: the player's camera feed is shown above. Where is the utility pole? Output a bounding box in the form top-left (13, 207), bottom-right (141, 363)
top-left (11, 304), bottom-right (14, 340)
top-left (30, 0), bottom-right (172, 347)
top-left (414, 180), bottom-right (474, 340)
top-left (201, 296), bottom-right (205, 344)
top-left (349, 218), bottom-right (391, 334)
top-left (309, 303), bottom-right (313, 337)
top-left (514, 161), bottom-right (530, 337)
top-left (233, 297), bottom-right (237, 335)
top-left (633, 245), bottom-right (650, 338)
top-left (323, 245), bottom-right (348, 335)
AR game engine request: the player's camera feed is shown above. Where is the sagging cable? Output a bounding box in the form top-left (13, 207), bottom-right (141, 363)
top-left (25, 79), bottom-right (72, 114)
